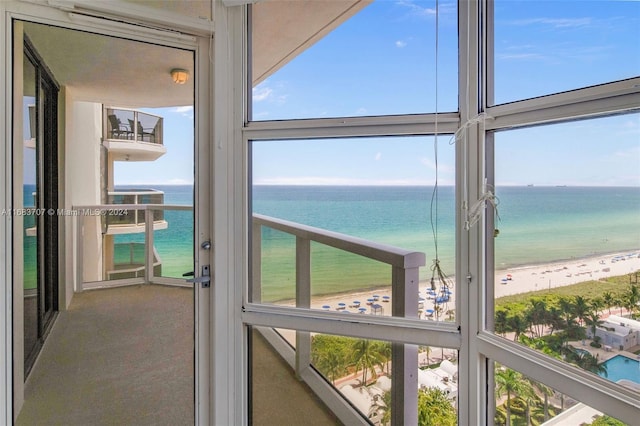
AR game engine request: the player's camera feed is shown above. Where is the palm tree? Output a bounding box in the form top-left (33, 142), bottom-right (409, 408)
top-left (623, 284), bottom-right (639, 316)
top-left (584, 311), bottom-right (604, 341)
top-left (417, 387), bottom-right (457, 426)
top-left (495, 310), bottom-right (509, 336)
top-left (546, 305), bottom-right (564, 336)
top-left (591, 297), bottom-right (605, 315)
top-left (495, 367), bottom-right (530, 426)
top-left (374, 341), bottom-right (392, 375)
top-left (526, 377), bottom-right (553, 423)
top-left (314, 350), bottom-right (347, 385)
top-left (573, 296), bottom-right (590, 326)
top-left (351, 339), bottom-right (383, 386)
top-left (602, 291), bottom-right (614, 315)
top-left (508, 314), bottom-right (529, 342)
top-left (578, 352), bottom-right (608, 377)
top-left (558, 297), bottom-right (576, 330)
top-left (527, 299), bottom-right (548, 338)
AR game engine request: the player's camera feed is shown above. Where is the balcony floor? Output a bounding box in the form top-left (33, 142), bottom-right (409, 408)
top-left (16, 284), bottom-right (339, 425)
top-left (16, 284), bottom-right (194, 425)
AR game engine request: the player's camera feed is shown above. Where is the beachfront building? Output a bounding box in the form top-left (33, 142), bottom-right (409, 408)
top-left (1, 1), bottom-right (639, 425)
top-left (590, 315), bottom-right (640, 352)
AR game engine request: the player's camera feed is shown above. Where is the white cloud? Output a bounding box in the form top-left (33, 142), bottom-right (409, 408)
top-left (172, 105), bottom-right (194, 118)
top-left (395, 40), bottom-right (407, 48)
top-left (375, 152), bottom-right (382, 161)
top-left (509, 17), bottom-right (592, 29)
top-left (396, 0), bottom-right (436, 17)
top-left (252, 85), bottom-right (273, 102)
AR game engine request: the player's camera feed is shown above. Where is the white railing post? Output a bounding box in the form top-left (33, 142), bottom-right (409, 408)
top-left (144, 206), bottom-right (154, 283)
top-left (391, 265), bottom-right (420, 426)
top-left (296, 236), bottom-right (312, 378)
top-left (251, 221), bottom-right (262, 303)
top-left (76, 214), bottom-right (84, 292)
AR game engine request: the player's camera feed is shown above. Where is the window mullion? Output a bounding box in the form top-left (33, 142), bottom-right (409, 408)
top-left (244, 112), bottom-right (460, 141)
top-left (486, 79), bottom-right (640, 131)
top-left (242, 304), bottom-right (462, 348)
top-left (458, 0), bottom-right (485, 425)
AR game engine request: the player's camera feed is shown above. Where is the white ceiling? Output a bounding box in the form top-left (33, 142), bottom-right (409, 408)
top-left (21, 0), bottom-right (370, 108)
top-left (24, 21), bottom-right (195, 108)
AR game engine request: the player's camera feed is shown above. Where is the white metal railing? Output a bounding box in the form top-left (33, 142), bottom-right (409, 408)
top-left (251, 213), bottom-right (426, 425)
top-left (74, 204), bottom-right (192, 290)
top-left (106, 190), bottom-right (165, 227)
top-left (106, 243), bottom-right (162, 280)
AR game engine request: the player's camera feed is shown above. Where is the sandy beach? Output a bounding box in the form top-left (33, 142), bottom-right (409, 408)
top-left (290, 250), bottom-right (640, 319)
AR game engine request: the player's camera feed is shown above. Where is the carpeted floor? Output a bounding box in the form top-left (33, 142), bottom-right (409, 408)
top-left (16, 284), bottom-right (341, 425)
top-left (16, 284), bottom-right (194, 426)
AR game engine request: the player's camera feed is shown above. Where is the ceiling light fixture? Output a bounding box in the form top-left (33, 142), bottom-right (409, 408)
top-left (171, 69), bottom-right (189, 84)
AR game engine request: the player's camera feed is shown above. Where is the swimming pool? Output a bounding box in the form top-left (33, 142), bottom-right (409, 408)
top-left (599, 355), bottom-right (640, 385)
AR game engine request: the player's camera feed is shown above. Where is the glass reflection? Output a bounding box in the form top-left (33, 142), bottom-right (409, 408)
top-left (23, 53), bottom-right (38, 368)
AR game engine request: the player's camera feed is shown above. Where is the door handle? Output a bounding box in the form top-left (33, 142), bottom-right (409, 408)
top-left (186, 265), bottom-right (211, 288)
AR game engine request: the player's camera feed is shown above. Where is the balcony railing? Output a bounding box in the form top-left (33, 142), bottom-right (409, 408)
top-left (107, 243), bottom-right (162, 280)
top-left (105, 107), bottom-right (163, 145)
top-left (75, 204), bottom-right (192, 290)
top-left (105, 190), bottom-right (165, 230)
top-left (75, 209), bottom-right (430, 423)
top-left (251, 214), bottom-right (426, 425)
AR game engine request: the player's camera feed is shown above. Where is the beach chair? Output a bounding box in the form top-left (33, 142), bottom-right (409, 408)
top-left (108, 114), bottom-right (131, 139)
top-left (129, 119), bottom-right (156, 142)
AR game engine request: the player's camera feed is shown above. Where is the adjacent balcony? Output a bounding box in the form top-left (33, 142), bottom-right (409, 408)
top-left (104, 189), bottom-right (168, 235)
top-left (103, 107), bottom-right (166, 161)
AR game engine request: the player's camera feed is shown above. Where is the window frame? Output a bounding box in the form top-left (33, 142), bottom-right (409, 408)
top-left (481, 1), bottom-right (640, 423)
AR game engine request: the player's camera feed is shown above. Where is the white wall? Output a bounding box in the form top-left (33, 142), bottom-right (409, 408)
top-left (65, 99), bottom-right (104, 287)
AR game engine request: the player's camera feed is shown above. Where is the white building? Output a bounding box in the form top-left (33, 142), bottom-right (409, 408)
top-left (592, 315), bottom-right (640, 351)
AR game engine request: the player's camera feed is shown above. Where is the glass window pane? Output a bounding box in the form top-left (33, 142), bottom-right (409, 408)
top-left (251, 0), bottom-right (458, 120)
top-left (490, 114), bottom-right (640, 392)
top-left (492, 0), bottom-right (640, 105)
top-left (492, 362), bottom-right (631, 426)
top-left (250, 327), bottom-right (458, 424)
top-left (249, 137), bottom-right (456, 321)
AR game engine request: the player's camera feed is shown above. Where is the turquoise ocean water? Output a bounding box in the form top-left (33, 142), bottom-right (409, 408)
top-left (252, 185), bottom-right (640, 301)
top-left (22, 185), bottom-right (640, 299)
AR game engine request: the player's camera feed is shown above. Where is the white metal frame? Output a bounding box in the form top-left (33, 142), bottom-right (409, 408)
top-left (480, 0), bottom-right (640, 424)
top-left (240, 4), bottom-right (465, 426)
top-left (238, 0), bottom-right (640, 425)
top-left (0, 0), bottom-right (214, 423)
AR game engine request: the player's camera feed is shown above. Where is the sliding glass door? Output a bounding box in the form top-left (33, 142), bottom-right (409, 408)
top-left (22, 36), bottom-right (59, 377)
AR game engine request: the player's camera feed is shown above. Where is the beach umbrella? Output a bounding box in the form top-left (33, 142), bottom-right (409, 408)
top-left (322, 305), bottom-right (330, 310)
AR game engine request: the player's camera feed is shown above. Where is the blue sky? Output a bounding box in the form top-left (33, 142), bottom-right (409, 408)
top-left (117, 0), bottom-right (639, 187)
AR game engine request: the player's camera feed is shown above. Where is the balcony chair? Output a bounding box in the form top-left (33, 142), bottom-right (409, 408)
top-left (108, 114), bottom-right (132, 139)
top-left (129, 119), bottom-right (156, 143)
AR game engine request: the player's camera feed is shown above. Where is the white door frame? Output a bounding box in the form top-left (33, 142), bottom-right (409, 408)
top-left (0, 1), bottom-right (215, 423)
